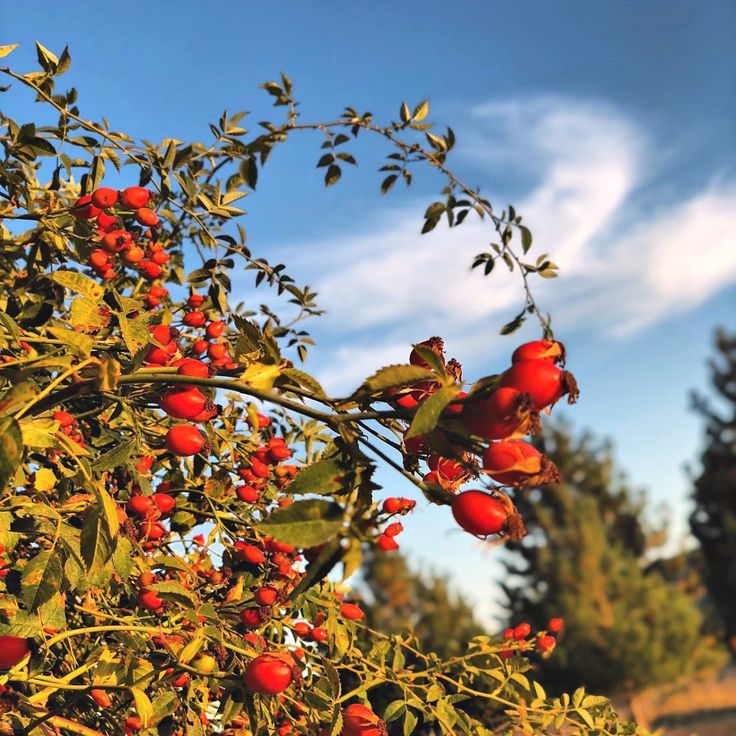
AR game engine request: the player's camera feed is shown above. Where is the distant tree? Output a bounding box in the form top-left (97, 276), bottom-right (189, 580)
top-left (503, 422), bottom-right (724, 694)
top-left (690, 329), bottom-right (736, 649)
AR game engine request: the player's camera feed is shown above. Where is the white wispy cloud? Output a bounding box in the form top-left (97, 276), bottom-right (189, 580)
top-left (274, 95), bottom-right (736, 393)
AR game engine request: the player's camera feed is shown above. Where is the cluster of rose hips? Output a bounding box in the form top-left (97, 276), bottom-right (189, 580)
top-left (52, 409), bottom-right (87, 448)
top-left (72, 186), bottom-right (171, 287)
top-left (391, 337), bottom-right (577, 541)
top-left (500, 617), bottom-right (564, 659)
top-left (125, 487), bottom-right (176, 552)
top-left (376, 496), bottom-right (415, 550)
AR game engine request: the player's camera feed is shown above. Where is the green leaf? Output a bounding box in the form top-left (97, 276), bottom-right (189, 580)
top-left (93, 440), bottom-right (134, 472)
top-left (80, 506), bottom-right (113, 572)
top-left (384, 700), bottom-right (405, 723)
top-left (354, 364), bottom-right (436, 396)
top-left (117, 309), bottom-right (149, 355)
top-left (0, 416), bottom-right (22, 491)
top-left (279, 368), bottom-right (326, 399)
top-left (519, 225), bottom-right (533, 253)
top-left (286, 456), bottom-right (345, 496)
top-left (48, 271), bottom-right (104, 301)
top-left (405, 385), bottom-right (461, 439)
top-left (35, 41), bottom-right (58, 70)
top-left (259, 499), bottom-right (344, 548)
top-left (576, 708), bottom-right (595, 728)
top-left (403, 710), bottom-right (418, 736)
top-left (70, 297), bottom-right (106, 331)
top-left (325, 163), bottom-right (341, 187)
top-left (400, 101), bottom-right (410, 123)
top-left (131, 687), bottom-right (154, 727)
top-left (500, 312), bottom-right (526, 335)
top-left (148, 581), bottom-right (197, 608)
top-left (20, 417), bottom-right (58, 448)
top-left (47, 325), bottom-right (93, 357)
top-left (22, 550), bottom-right (62, 610)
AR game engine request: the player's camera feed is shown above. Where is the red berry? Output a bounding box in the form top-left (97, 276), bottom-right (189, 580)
top-left (427, 454), bottom-right (467, 481)
top-left (548, 617), bottom-right (564, 633)
top-left (165, 425), bottom-right (207, 457)
top-left (377, 534), bottom-right (398, 551)
top-left (187, 294), bottom-right (205, 308)
top-left (90, 688), bottom-right (112, 708)
top-left (160, 387), bottom-right (208, 420)
top-left (96, 212), bottom-right (118, 232)
top-left (292, 621), bottom-right (311, 638)
top-left (175, 358), bottom-right (210, 378)
top-left (538, 635), bottom-right (556, 652)
top-left (138, 589), bottom-right (164, 612)
top-left (240, 608), bottom-right (265, 628)
top-left (206, 321), bottom-right (225, 339)
top-left (135, 207), bottom-right (159, 227)
top-left (121, 245), bottom-right (145, 265)
top-left (341, 703), bottom-right (386, 736)
top-left (183, 310), bottom-right (207, 328)
top-left (512, 340), bottom-right (563, 365)
top-left (101, 229), bottom-right (132, 253)
top-left (237, 543), bottom-right (266, 565)
top-left (384, 522), bottom-right (403, 538)
top-left (340, 603), bottom-right (365, 621)
top-left (72, 195), bottom-right (100, 219)
top-left (501, 360), bottom-right (566, 410)
top-left (127, 495), bottom-right (155, 516)
top-left (451, 490), bottom-right (507, 537)
top-left (120, 186), bottom-right (151, 209)
top-left (482, 440), bottom-right (548, 487)
top-left (503, 628), bottom-right (514, 640)
top-left (53, 410), bottom-right (74, 428)
top-left (153, 493), bottom-right (175, 515)
top-left (461, 387), bottom-right (535, 440)
top-left (0, 636), bottom-right (30, 669)
top-left (311, 626), bottom-right (328, 642)
top-left (513, 622), bottom-right (531, 640)
top-left (244, 653), bottom-right (294, 695)
top-left (254, 587), bottom-right (278, 606)
top-left (382, 497), bottom-right (402, 514)
top-left (91, 187), bottom-right (118, 209)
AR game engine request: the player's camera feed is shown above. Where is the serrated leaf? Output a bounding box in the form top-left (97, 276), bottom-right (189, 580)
top-left (22, 550), bottom-right (62, 610)
top-left (413, 100), bottom-right (429, 121)
top-left (0, 416), bottom-right (22, 492)
top-left (286, 456), bottom-right (345, 496)
top-left (355, 364), bottom-right (435, 396)
top-left (148, 581), bottom-right (197, 608)
top-left (70, 297), bottom-right (106, 331)
top-left (259, 499), bottom-right (344, 548)
top-left (93, 440), bottom-right (134, 472)
top-left (279, 368), bottom-right (326, 398)
top-left (405, 385), bottom-right (461, 439)
top-left (118, 309), bottom-right (149, 355)
top-left (47, 325), bottom-right (93, 357)
top-left (20, 417), bottom-right (58, 448)
top-left (48, 271), bottom-right (104, 301)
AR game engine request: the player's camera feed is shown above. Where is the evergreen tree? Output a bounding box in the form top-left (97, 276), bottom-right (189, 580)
top-left (690, 329), bottom-right (736, 648)
top-left (503, 422), bottom-right (723, 693)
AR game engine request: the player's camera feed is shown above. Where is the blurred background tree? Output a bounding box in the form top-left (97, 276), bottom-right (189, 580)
top-left (501, 422), bottom-right (725, 694)
top-left (690, 328), bottom-right (736, 651)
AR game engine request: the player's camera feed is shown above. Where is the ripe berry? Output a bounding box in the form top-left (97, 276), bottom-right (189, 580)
top-left (384, 522), bottom-right (403, 538)
top-left (340, 603), bottom-right (364, 620)
top-left (187, 293), bottom-right (205, 308)
top-left (244, 653), bottom-right (294, 695)
top-left (120, 186), bottom-right (150, 209)
top-left (240, 608), bottom-right (265, 628)
top-left (311, 627), bottom-right (328, 642)
top-left (236, 485), bottom-right (259, 503)
top-left (482, 440), bottom-right (549, 487)
top-left (135, 207), bottom-right (159, 227)
top-left (382, 497), bottom-right (402, 514)
top-left (503, 628), bottom-right (514, 640)
top-left (512, 340), bottom-right (563, 365)
top-left (53, 410), bottom-right (74, 428)
top-left (206, 321), bottom-right (225, 339)
top-left (89, 249), bottom-right (112, 270)
top-left (183, 310), bottom-right (207, 328)
top-left (254, 587), bottom-right (278, 606)
top-left (513, 622), bottom-right (531, 640)
top-left (0, 636), bottom-right (30, 669)
top-left (461, 387), bottom-right (535, 440)
top-left (101, 229), bottom-right (132, 253)
top-left (141, 261), bottom-right (162, 280)
top-left (72, 195), bottom-right (100, 219)
top-left (121, 245), bottom-right (146, 265)
top-left (207, 342), bottom-right (228, 361)
top-left (91, 187), bottom-right (118, 209)
top-left (341, 703), bottom-right (386, 736)
top-left (90, 688), bottom-right (112, 708)
top-left (548, 617), bottom-right (564, 633)
top-left (377, 534), bottom-right (398, 551)
top-left (160, 387), bottom-right (208, 420)
top-left (176, 358), bottom-right (210, 378)
top-left (427, 454), bottom-right (467, 481)
top-left (96, 211), bottom-right (118, 232)
top-left (237, 543), bottom-right (266, 565)
top-left (127, 495), bottom-right (155, 517)
top-left (165, 425), bottom-right (207, 457)
top-left (137, 589), bottom-right (164, 612)
top-left (538, 635), bottom-right (556, 652)
top-left (501, 360), bottom-right (567, 410)
top-left (153, 493), bottom-right (175, 515)
top-left (292, 621), bottom-right (311, 638)
top-left (451, 490), bottom-right (507, 537)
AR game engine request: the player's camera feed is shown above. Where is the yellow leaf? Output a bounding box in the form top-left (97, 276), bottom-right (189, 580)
top-left (34, 468), bottom-right (57, 492)
top-left (240, 362), bottom-right (283, 391)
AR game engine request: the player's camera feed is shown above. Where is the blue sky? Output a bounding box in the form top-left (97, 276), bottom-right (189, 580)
top-left (3, 1), bottom-right (735, 624)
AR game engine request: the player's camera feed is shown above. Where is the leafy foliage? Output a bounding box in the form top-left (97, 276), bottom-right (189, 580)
top-left (0, 44), bottom-right (646, 735)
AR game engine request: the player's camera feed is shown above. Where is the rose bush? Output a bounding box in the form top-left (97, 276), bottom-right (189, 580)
top-left (0, 43), bottom-right (644, 735)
